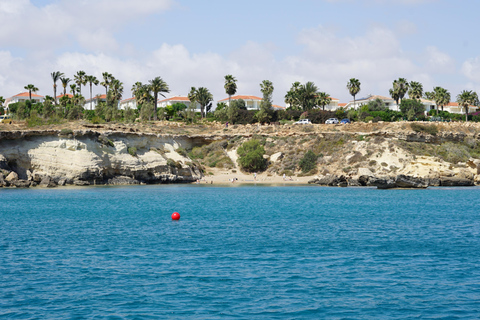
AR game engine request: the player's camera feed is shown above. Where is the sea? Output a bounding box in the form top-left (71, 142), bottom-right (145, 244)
top-left (1, 185), bottom-right (480, 319)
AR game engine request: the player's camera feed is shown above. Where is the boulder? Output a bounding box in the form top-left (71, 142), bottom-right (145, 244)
top-left (107, 176), bottom-right (140, 185)
top-left (357, 168), bottom-right (374, 177)
top-left (347, 178), bottom-right (362, 187)
top-left (395, 175), bottom-right (428, 188)
top-left (39, 176), bottom-right (57, 188)
top-left (270, 152), bottom-right (283, 163)
top-left (358, 175), bottom-right (371, 186)
top-left (57, 177), bottom-right (69, 186)
top-left (73, 179), bottom-right (90, 186)
top-left (309, 174), bottom-right (347, 187)
top-left (5, 171), bottom-right (18, 182)
top-left (440, 177), bottom-right (474, 187)
top-left (367, 176), bottom-right (396, 189)
top-left (12, 179), bottom-right (31, 188)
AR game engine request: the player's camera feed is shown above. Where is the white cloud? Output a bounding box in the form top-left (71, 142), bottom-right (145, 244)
top-left (423, 46), bottom-right (455, 73)
top-left (462, 57), bottom-right (480, 83)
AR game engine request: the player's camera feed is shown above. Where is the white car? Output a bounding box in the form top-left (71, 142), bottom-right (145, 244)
top-left (294, 119), bottom-right (312, 124)
top-left (325, 118), bottom-right (339, 124)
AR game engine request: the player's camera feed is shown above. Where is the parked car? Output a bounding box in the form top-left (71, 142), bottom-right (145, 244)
top-left (325, 118), bottom-right (339, 124)
top-left (340, 118), bottom-right (351, 124)
top-left (0, 115), bottom-right (12, 124)
top-left (294, 119), bottom-right (312, 124)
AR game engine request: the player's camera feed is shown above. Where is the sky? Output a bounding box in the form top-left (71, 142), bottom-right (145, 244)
top-left (1, 0), bottom-right (480, 106)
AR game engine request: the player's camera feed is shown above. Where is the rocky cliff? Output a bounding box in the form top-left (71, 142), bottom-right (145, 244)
top-left (0, 130), bottom-right (204, 187)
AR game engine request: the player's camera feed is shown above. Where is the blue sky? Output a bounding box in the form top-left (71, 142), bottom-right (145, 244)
top-left (2, 0), bottom-right (480, 105)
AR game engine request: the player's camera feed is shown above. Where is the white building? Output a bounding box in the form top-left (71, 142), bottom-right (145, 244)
top-left (4, 92), bottom-right (45, 110)
top-left (218, 95), bottom-right (263, 110)
top-left (83, 94), bottom-right (107, 111)
top-left (443, 102), bottom-right (477, 114)
top-left (158, 96), bottom-right (201, 112)
top-left (119, 97), bottom-right (137, 110)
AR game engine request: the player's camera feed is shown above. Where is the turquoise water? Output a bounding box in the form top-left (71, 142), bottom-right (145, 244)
top-left (1, 185), bottom-right (480, 319)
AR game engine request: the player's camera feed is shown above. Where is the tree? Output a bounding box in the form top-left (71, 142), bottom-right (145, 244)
top-left (108, 79), bottom-right (124, 106)
top-left (24, 84), bottom-right (39, 101)
top-left (0, 96), bottom-right (5, 111)
top-left (298, 81), bottom-right (319, 111)
top-left (101, 72), bottom-right (113, 98)
top-left (284, 81), bottom-right (302, 110)
top-left (195, 87), bottom-right (213, 118)
top-left (149, 76), bottom-right (170, 121)
top-left (74, 70), bottom-right (87, 95)
top-left (457, 90), bottom-right (478, 122)
top-left (237, 139), bottom-right (267, 172)
top-left (433, 86), bottom-right (450, 114)
top-left (51, 71), bottom-right (64, 105)
top-left (85, 75), bottom-right (99, 110)
top-left (256, 80), bottom-right (274, 123)
top-left (224, 74), bottom-right (237, 106)
top-left (408, 81), bottom-right (423, 100)
top-left (389, 87), bottom-right (400, 109)
top-left (60, 77), bottom-right (71, 95)
top-left (347, 78), bottom-right (361, 109)
top-left (399, 99), bottom-right (425, 120)
top-left (315, 92), bottom-right (332, 111)
top-left (43, 96), bottom-right (55, 117)
top-left (392, 78), bottom-right (409, 106)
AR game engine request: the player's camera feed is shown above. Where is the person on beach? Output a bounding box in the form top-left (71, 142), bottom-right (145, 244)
top-left (283, 173), bottom-right (286, 181)
top-left (254, 172), bottom-right (257, 181)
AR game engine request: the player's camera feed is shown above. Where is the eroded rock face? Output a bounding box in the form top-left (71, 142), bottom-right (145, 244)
top-left (0, 132), bottom-right (202, 186)
top-left (395, 175), bottom-right (428, 188)
top-left (440, 177), bottom-right (475, 187)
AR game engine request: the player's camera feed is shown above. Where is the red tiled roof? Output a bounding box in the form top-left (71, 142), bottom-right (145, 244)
top-left (272, 105), bottom-right (286, 110)
top-left (120, 97), bottom-right (136, 102)
top-left (218, 95), bottom-right (262, 102)
top-left (56, 94), bottom-right (73, 98)
top-left (159, 96), bottom-right (190, 103)
top-left (12, 92), bottom-right (44, 98)
top-left (338, 103), bottom-right (347, 107)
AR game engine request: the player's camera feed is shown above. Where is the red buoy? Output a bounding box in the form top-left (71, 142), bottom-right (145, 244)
top-left (171, 212), bottom-right (180, 220)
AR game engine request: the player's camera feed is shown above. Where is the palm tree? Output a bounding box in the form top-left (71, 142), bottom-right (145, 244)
top-left (74, 71), bottom-right (87, 95)
top-left (284, 81), bottom-right (302, 110)
top-left (260, 80), bottom-right (274, 99)
top-left (394, 78), bottom-right (409, 102)
top-left (85, 75), bottom-right (99, 110)
top-left (60, 77), bottom-right (71, 96)
top-left (24, 84), bottom-right (39, 101)
top-left (131, 82), bottom-right (143, 98)
top-left (408, 81), bottom-right (423, 100)
top-left (149, 76), bottom-right (170, 121)
top-left (109, 79), bottom-right (124, 105)
top-left (457, 90), bottom-right (478, 122)
top-left (51, 71), bottom-right (64, 105)
top-left (195, 87), bottom-right (213, 118)
top-left (100, 72), bottom-right (113, 99)
top-left (432, 86), bottom-right (450, 114)
top-left (224, 74), bottom-right (237, 106)
top-left (316, 92), bottom-right (332, 111)
top-left (299, 81), bottom-right (319, 111)
top-left (188, 86), bottom-right (197, 112)
top-left (0, 96), bottom-right (5, 111)
top-left (347, 78), bottom-right (361, 109)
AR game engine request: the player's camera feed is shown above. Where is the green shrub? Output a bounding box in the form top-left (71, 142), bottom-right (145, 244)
top-left (167, 158), bottom-right (182, 169)
top-left (237, 139), bottom-right (267, 172)
top-left (299, 150), bottom-right (318, 173)
top-left (128, 147), bottom-right (137, 156)
top-left (176, 147), bottom-right (188, 157)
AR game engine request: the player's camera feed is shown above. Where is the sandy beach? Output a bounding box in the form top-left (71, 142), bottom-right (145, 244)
top-left (195, 168), bottom-right (312, 185)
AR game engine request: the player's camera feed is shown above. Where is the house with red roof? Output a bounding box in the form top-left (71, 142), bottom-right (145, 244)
top-left (443, 102), bottom-right (477, 114)
top-left (119, 97), bottom-right (137, 110)
top-left (4, 92), bottom-right (45, 110)
top-left (218, 95), bottom-right (264, 110)
top-left (84, 94), bottom-right (107, 111)
top-left (158, 96), bottom-right (201, 112)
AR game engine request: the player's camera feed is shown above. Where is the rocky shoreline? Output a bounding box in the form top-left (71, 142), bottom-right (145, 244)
top-left (2, 121), bottom-right (480, 189)
top-left (308, 173), bottom-right (476, 189)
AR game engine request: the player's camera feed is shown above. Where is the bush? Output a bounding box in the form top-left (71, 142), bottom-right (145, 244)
top-left (410, 123), bottom-right (438, 135)
top-left (176, 147), bottom-right (188, 157)
top-left (128, 147), bottom-right (137, 156)
top-left (237, 139), bottom-right (267, 172)
top-left (299, 150), bottom-right (318, 173)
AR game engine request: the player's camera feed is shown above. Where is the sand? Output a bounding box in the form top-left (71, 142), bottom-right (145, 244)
top-left (194, 167), bottom-right (312, 185)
